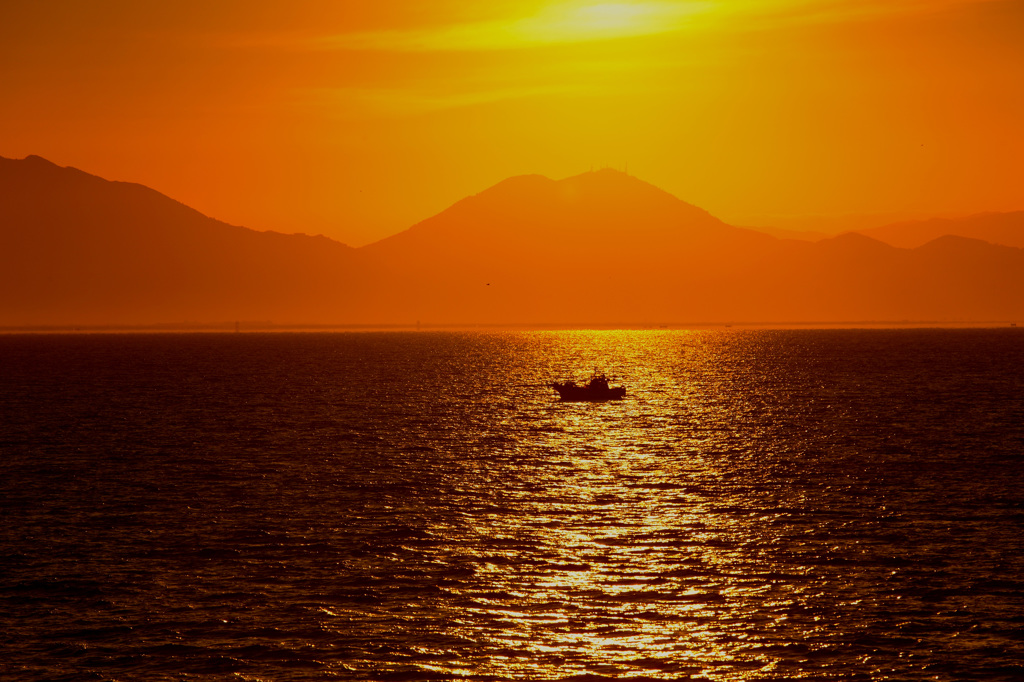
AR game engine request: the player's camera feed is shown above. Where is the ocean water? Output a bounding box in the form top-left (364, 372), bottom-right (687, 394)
top-left (1, 329), bottom-right (1023, 681)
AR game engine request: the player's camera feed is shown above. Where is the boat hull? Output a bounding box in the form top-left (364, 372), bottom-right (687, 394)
top-left (553, 385), bottom-right (626, 402)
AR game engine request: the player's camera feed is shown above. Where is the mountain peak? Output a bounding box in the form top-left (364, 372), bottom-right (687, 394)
top-left (0, 154), bottom-right (57, 172)
top-left (587, 167), bottom-right (631, 179)
top-left (461, 168), bottom-right (710, 220)
top-left (23, 154), bottom-right (58, 165)
top-left (560, 167), bottom-right (660, 193)
top-left (363, 167), bottom-right (734, 262)
top-left (2, 154), bottom-right (104, 187)
top-left (473, 173), bottom-right (555, 198)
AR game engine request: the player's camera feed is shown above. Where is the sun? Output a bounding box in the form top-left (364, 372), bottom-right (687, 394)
top-left (570, 3), bottom-right (660, 36)
top-left (522, 1), bottom-right (712, 45)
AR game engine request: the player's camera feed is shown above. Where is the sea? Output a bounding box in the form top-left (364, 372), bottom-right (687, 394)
top-left (1, 329), bottom-right (1023, 681)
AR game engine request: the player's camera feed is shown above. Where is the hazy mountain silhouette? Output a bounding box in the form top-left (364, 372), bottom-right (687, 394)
top-left (360, 169), bottom-right (1024, 324)
top-left (360, 169), bottom-right (796, 323)
top-left (2, 155), bottom-right (1022, 326)
top-left (742, 225), bottom-right (830, 242)
top-left (856, 212), bottom-right (1024, 249)
top-left (0, 155), bottom-right (372, 325)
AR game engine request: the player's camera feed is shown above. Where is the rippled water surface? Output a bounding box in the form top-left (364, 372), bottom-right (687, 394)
top-left (2, 329), bottom-right (1023, 680)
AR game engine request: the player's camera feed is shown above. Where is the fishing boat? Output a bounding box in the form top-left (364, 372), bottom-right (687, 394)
top-left (552, 372), bottom-right (626, 402)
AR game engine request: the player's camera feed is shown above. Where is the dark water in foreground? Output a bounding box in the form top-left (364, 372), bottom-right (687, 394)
top-left (1, 330), bottom-right (1023, 681)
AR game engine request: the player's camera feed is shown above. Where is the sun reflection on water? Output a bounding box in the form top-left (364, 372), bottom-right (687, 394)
top-left (304, 328), bottom-right (1024, 681)
top-left (430, 329), bottom-right (807, 679)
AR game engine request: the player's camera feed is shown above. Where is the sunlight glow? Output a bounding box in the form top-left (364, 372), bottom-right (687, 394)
top-left (525, 1), bottom-right (713, 44)
top-left (320, 1), bottom-right (713, 52)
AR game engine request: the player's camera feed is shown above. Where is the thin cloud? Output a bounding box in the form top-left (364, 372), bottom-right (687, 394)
top-left (231, 0), bottom-right (1002, 54)
top-left (299, 70), bottom-right (635, 119)
top-left (710, 0), bottom-right (1001, 29)
top-left (328, 84), bottom-right (595, 115)
top-left (304, 0), bottom-right (1001, 53)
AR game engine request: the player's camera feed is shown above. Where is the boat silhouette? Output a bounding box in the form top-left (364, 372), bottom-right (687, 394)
top-left (552, 372), bottom-right (626, 402)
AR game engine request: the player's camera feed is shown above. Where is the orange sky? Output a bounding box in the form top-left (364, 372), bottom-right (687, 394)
top-left (2, 0), bottom-right (1022, 245)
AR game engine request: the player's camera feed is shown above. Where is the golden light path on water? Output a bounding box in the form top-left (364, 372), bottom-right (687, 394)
top-left (422, 330), bottom-right (846, 680)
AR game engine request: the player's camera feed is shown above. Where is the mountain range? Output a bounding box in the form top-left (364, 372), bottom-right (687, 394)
top-left (2, 154), bottom-right (1022, 327)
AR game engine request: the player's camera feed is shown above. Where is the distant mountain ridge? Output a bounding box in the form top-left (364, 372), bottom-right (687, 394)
top-left (855, 212), bottom-right (1024, 249)
top-left (364, 170), bottom-right (736, 256)
top-left (0, 155), bottom-right (369, 325)
top-left (2, 154), bottom-right (1022, 326)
